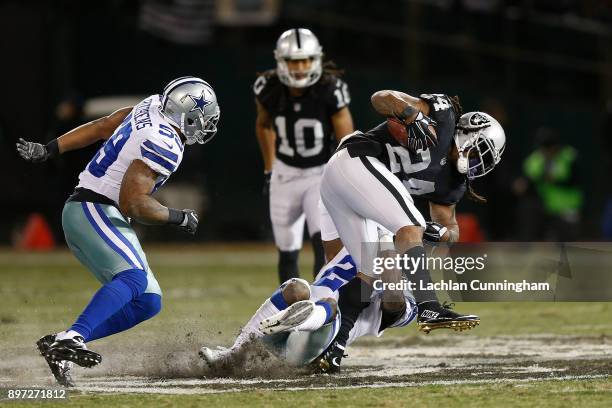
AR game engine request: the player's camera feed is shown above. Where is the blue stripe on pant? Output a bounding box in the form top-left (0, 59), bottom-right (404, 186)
top-left (62, 201), bottom-right (162, 342)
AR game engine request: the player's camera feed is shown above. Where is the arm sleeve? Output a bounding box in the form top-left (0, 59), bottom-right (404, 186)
top-left (419, 93), bottom-right (455, 121)
top-left (253, 74), bottom-right (275, 112)
top-left (325, 77), bottom-right (351, 115)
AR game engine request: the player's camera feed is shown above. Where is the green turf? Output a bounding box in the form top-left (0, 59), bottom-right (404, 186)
top-left (5, 379), bottom-right (612, 408)
top-left (1, 246), bottom-right (611, 407)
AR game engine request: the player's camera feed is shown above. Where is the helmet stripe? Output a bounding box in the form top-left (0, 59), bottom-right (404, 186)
top-left (163, 76), bottom-right (206, 93)
top-left (162, 77), bottom-right (207, 110)
top-left (295, 28), bottom-right (301, 48)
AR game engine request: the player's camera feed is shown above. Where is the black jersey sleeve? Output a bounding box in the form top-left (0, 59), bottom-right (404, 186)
top-left (322, 76), bottom-right (351, 115)
top-left (419, 94), bottom-right (456, 125)
top-left (424, 171), bottom-right (467, 205)
top-left (253, 73), bottom-right (281, 113)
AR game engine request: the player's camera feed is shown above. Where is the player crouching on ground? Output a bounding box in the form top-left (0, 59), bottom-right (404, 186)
top-left (199, 241), bottom-right (417, 369)
top-left (17, 77), bottom-right (220, 387)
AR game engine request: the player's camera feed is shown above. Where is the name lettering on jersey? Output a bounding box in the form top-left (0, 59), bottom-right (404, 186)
top-left (134, 98), bottom-right (154, 130)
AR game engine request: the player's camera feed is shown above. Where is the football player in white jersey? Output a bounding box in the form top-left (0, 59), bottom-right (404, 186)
top-left (199, 239), bottom-right (417, 370)
top-left (16, 76), bottom-right (220, 386)
top-left (255, 28), bottom-right (354, 283)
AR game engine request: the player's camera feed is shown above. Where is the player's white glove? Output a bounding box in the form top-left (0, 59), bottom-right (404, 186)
top-left (16, 138), bottom-right (57, 162)
top-left (423, 222), bottom-right (448, 243)
top-left (168, 208), bottom-right (199, 235)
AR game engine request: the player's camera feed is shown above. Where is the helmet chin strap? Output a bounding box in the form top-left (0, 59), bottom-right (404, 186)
top-left (456, 151), bottom-right (469, 174)
top-left (454, 134), bottom-right (470, 175)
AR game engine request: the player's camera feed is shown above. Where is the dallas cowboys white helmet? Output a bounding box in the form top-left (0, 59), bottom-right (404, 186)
top-left (159, 76), bottom-right (220, 145)
top-left (454, 112), bottom-right (506, 179)
top-left (274, 28), bottom-right (323, 88)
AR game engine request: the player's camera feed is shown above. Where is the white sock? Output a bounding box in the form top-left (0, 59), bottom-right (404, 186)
top-left (231, 298), bottom-right (281, 350)
top-left (55, 330), bottom-right (83, 341)
top-left (294, 304), bottom-right (329, 331)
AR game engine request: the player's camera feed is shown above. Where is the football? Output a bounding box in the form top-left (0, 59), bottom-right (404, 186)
top-left (386, 116), bottom-right (409, 146)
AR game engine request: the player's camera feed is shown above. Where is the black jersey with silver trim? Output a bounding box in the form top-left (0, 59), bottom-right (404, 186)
top-left (254, 72), bottom-right (350, 168)
top-left (341, 94), bottom-right (466, 204)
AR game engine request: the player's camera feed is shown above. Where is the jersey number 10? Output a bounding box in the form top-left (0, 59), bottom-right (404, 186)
top-left (275, 116), bottom-right (324, 158)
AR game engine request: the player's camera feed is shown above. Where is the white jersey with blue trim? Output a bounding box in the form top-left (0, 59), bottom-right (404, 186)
top-left (310, 246), bottom-right (417, 345)
top-left (77, 95), bottom-right (185, 204)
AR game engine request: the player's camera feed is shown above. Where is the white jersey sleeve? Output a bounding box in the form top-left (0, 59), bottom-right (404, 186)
top-left (138, 122), bottom-right (184, 178)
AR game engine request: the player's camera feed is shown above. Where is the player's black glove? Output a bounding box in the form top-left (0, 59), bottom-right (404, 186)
top-left (395, 111), bottom-right (438, 152)
top-left (16, 138), bottom-right (58, 162)
top-left (423, 221), bottom-right (448, 243)
top-left (262, 171), bottom-right (272, 197)
top-left (168, 208), bottom-right (199, 235)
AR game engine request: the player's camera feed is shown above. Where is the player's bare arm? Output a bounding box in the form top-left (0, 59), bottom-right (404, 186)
top-left (428, 202), bottom-right (459, 243)
top-left (370, 90), bottom-right (430, 120)
top-left (119, 160), bottom-right (171, 224)
top-left (59, 107), bottom-right (132, 152)
top-left (331, 106), bottom-right (354, 142)
top-left (255, 99), bottom-right (276, 173)
top-left (119, 159), bottom-right (198, 233)
top-left (16, 107), bottom-right (132, 162)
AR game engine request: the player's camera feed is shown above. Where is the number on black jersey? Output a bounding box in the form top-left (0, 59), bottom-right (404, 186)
top-left (254, 73), bottom-right (351, 168)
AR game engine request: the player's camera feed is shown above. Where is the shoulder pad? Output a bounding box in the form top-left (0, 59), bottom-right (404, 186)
top-left (139, 123), bottom-right (183, 177)
top-left (253, 71), bottom-right (279, 97)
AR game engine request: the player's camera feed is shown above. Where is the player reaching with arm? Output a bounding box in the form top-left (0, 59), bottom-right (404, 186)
top-left (315, 91), bottom-right (505, 372)
top-left (254, 28), bottom-right (354, 284)
top-left (16, 77), bottom-right (220, 387)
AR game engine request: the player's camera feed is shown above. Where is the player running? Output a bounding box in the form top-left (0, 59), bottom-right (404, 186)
top-left (16, 77), bottom-right (220, 387)
top-left (316, 91), bottom-right (505, 371)
top-left (254, 28), bottom-right (354, 283)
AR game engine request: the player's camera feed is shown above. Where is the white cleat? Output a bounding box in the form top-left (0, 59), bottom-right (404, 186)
top-left (259, 300), bottom-right (315, 335)
top-left (199, 346), bottom-right (232, 366)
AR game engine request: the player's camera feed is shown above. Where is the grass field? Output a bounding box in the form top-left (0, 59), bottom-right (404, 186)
top-left (1, 245), bottom-right (611, 407)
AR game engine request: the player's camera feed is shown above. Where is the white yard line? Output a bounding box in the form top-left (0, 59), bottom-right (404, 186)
top-left (71, 374), bottom-right (611, 395)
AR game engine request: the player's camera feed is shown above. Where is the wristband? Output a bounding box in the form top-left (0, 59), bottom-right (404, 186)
top-left (395, 106), bottom-right (418, 122)
top-left (167, 208), bottom-right (185, 225)
top-left (45, 138), bottom-right (60, 158)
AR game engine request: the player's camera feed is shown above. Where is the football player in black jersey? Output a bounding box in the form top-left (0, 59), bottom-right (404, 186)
top-left (316, 90), bottom-right (505, 372)
top-left (254, 28), bottom-right (354, 284)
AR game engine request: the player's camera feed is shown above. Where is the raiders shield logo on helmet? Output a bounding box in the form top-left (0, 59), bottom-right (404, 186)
top-left (469, 112), bottom-right (490, 127)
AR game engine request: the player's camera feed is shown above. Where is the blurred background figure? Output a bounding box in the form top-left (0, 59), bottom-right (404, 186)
top-left (513, 128), bottom-right (583, 241)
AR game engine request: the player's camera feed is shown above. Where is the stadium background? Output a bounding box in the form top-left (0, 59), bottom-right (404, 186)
top-left (1, 0), bottom-right (611, 245)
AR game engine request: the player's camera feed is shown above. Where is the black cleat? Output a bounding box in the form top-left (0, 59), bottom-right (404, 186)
top-left (314, 341), bottom-right (346, 374)
top-left (36, 334), bottom-right (75, 387)
top-left (417, 301), bottom-right (480, 334)
top-left (46, 336), bottom-right (102, 368)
